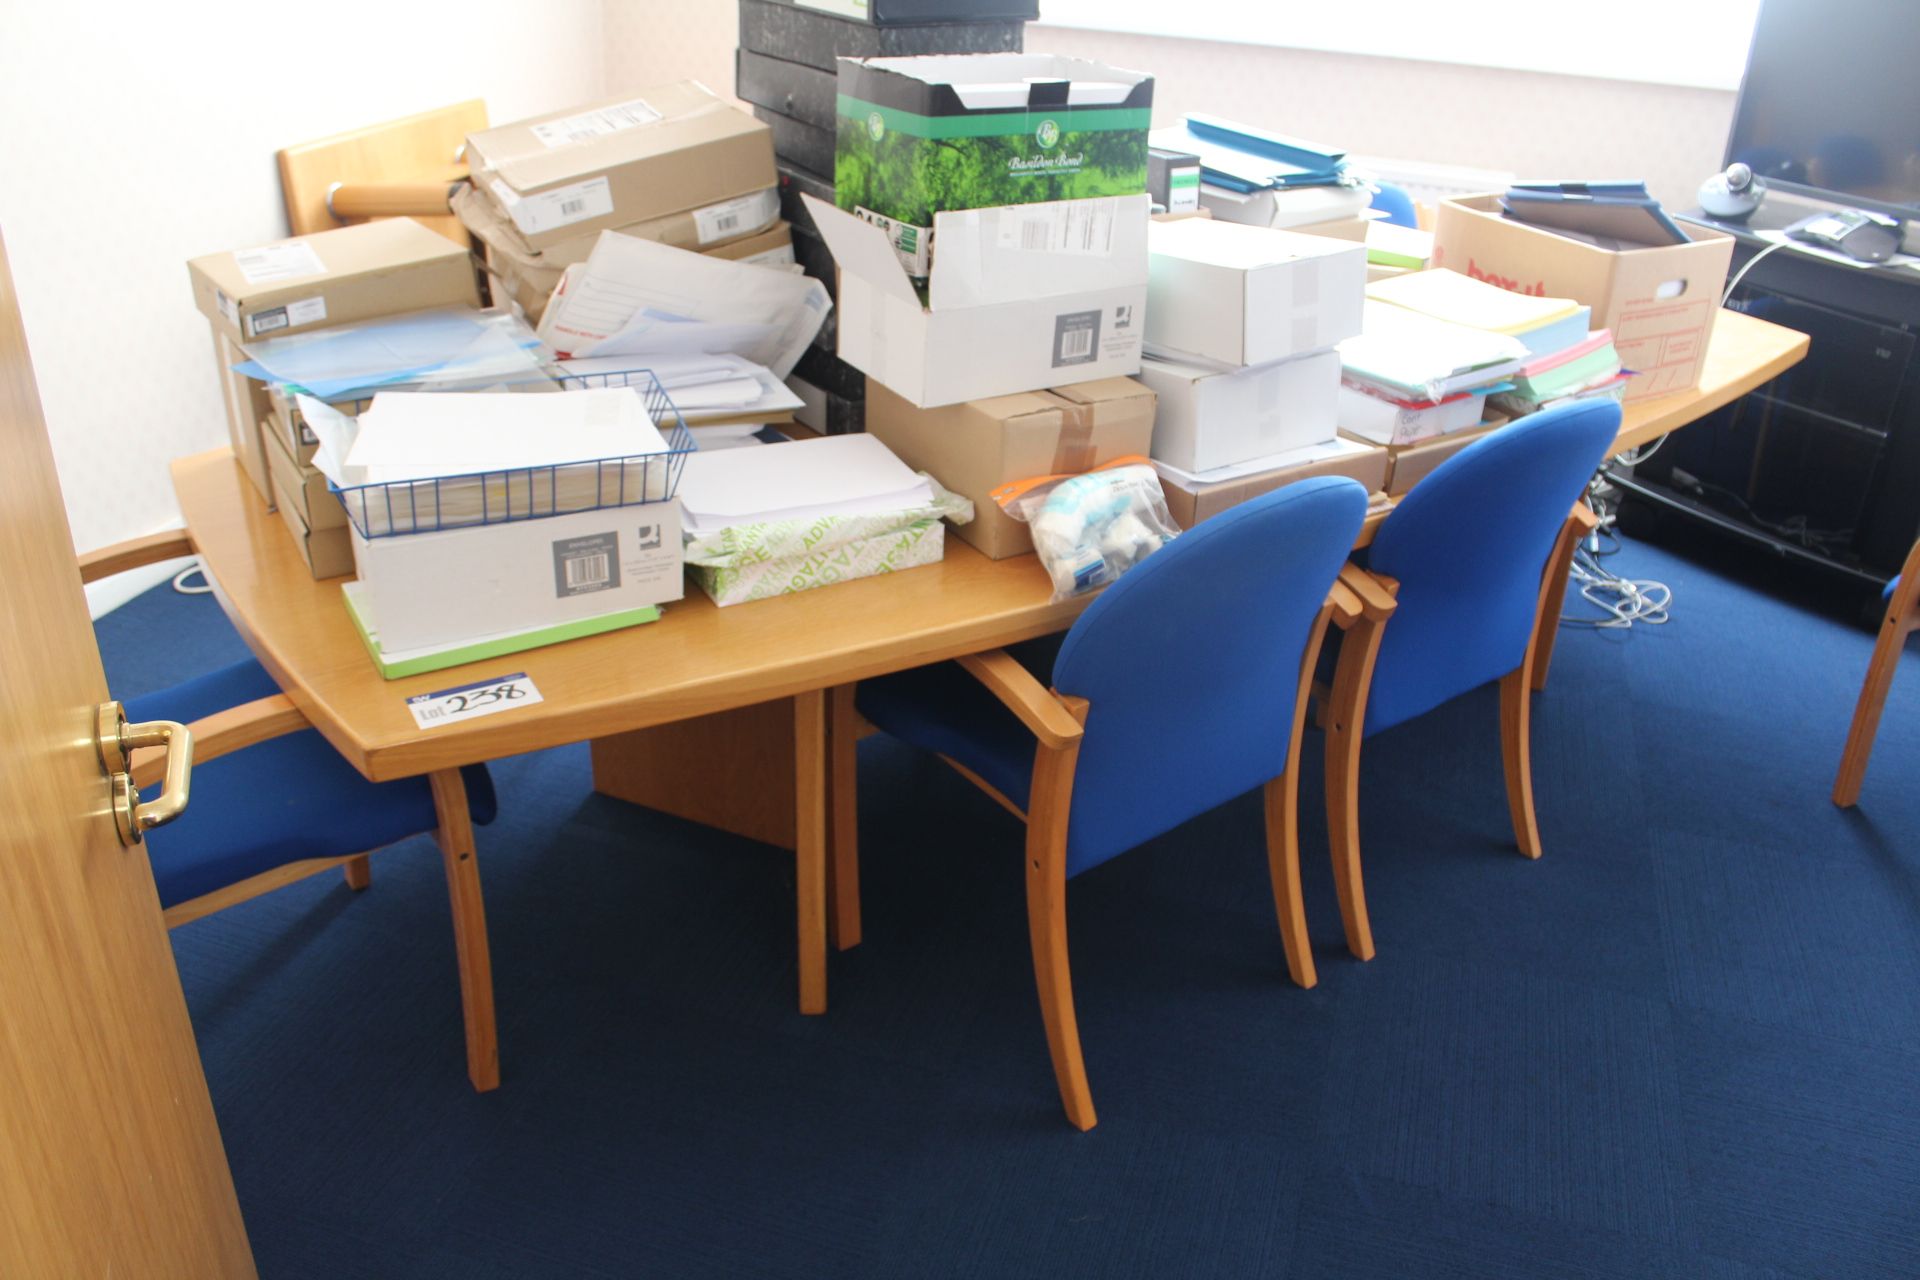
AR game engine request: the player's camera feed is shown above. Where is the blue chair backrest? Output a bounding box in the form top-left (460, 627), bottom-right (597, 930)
top-left (1362, 398), bottom-right (1622, 735)
top-left (1369, 182), bottom-right (1420, 229)
top-left (1049, 476), bottom-right (1369, 877)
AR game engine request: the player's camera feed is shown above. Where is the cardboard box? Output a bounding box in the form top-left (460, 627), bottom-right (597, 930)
top-left (465, 83), bottom-right (776, 252)
top-left (865, 375), bottom-right (1156, 558)
top-left (806, 192), bottom-right (1150, 407)
top-left (210, 329), bottom-right (275, 507)
top-left (738, 0), bottom-right (1025, 74)
top-left (1148, 148), bottom-right (1201, 214)
top-left (262, 416), bottom-right (345, 533)
top-left (265, 388), bottom-right (320, 466)
top-left (1146, 219), bottom-right (1365, 367)
top-left (350, 501), bottom-right (685, 654)
top-left (1352, 416), bottom-right (1510, 496)
top-left (1337, 385), bottom-right (1489, 447)
top-left (270, 470), bottom-right (353, 580)
top-left (1430, 194), bottom-right (1735, 401)
top-left (187, 217), bottom-right (480, 345)
top-left (1136, 349), bottom-right (1341, 472)
top-left (1199, 181), bottom-right (1373, 230)
top-left (1154, 436), bottom-right (1389, 529)
top-left (835, 54), bottom-right (1153, 276)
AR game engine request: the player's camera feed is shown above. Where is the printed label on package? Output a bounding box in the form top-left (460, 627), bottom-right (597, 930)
top-left (246, 307), bottom-right (289, 338)
top-left (1168, 167), bottom-right (1201, 212)
top-left (214, 289), bottom-right (239, 328)
top-left (693, 189), bottom-right (779, 245)
top-left (795, 0), bottom-right (868, 16)
top-left (996, 198), bottom-right (1117, 256)
top-left (232, 240), bottom-right (325, 285)
top-left (552, 531), bottom-right (620, 597)
top-left (406, 673), bottom-right (543, 730)
top-left (530, 98), bottom-right (661, 149)
top-left (284, 296), bottom-right (327, 328)
top-left (490, 176), bottom-right (615, 237)
top-left (1052, 309), bottom-right (1102, 368)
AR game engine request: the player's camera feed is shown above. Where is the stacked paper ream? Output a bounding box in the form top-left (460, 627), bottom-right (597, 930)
top-left (1365, 268), bottom-right (1580, 335)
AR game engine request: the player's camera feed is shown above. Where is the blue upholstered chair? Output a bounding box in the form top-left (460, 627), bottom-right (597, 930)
top-left (1369, 181), bottom-right (1420, 229)
top-left (1320, 399), bottom-right (1621, 961)
top-left (82, 534), bottom-right (503, 1091)
top-left (1833, 540), bottom-right (1920, 806)
top-left (833, 477), bottom-right (1373, 1130)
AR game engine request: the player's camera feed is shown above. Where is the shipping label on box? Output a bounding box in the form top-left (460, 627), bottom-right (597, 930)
top-left (1431, 194), bottom-right (1733, 402)
top-left (352, 501), bottom-right (684, 653)
top-left (835, 54), bottom-right (1153, 276)
top-left (806, 192), bottom-right (1150, 407)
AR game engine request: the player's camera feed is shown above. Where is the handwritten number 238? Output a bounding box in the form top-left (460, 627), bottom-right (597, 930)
top-left (443, 683), bottom-right (528, 714)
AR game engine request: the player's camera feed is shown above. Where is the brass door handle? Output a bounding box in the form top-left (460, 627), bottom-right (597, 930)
top-left (95, 702), bottom-right (194, 846)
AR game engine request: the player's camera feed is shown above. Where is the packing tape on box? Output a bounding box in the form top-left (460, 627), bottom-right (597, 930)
top-left (1050, 402), bottom-right (1097, 474)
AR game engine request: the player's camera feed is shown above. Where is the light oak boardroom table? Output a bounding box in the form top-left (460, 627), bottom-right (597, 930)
top-left (170, 306), bottom-right (1807, 1026)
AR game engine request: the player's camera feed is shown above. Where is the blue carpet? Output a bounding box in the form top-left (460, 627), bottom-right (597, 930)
top-left (95, 534), bottom-right (1920, 1279)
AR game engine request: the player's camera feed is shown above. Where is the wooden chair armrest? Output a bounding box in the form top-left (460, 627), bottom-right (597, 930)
top-left (77, 529), bottom-right (196, 585)
top-left (1337, 563), bottom-right (1399, 620)
top-left (956, 650), bottom-right (1086, 750)
top-left (1327, 580), bottom-right (1365, 627)
top-left (131, 694), bottom-right (308, 789)
top-left (1570, 501), bottom-right (1601, 534)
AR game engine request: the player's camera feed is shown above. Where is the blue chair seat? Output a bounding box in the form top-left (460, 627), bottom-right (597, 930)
top-left (126, 659), bottom-right (495, 910)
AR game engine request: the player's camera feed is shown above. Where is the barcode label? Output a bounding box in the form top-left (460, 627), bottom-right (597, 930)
top-left (693, 189), bottom-right (779, 245)
top-left (530, 98), bottom-right (662, 149)
top-left (995, 198), bottom-right (1118, 257)
top-left (406, 673), bottom-right (543, 731)
top-left (232, 240), bottom-right (325, 284)
top-left (1052, 309), bottom-right (1102, 368)
top-left (247, 307), bottom-right (289, 337)
top-left (489, 176), bottom-right (613, 236)
top-left (552, 531), bottom-right (619, 597)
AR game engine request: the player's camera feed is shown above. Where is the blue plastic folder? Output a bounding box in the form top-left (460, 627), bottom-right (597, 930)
top-left (1501, 184), bottom-right (1689, 249)
top-left (233, 308), bottom-right (545, 401)
top-left (1154, 115), bottom-right (1348, 193)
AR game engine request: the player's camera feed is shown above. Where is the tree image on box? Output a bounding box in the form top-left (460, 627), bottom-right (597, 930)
top-left (835, 101), bottom-right (1148, 233)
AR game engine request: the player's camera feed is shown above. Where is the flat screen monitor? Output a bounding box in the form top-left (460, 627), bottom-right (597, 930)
top-left (1724, 0), bottom-right (1920, 219)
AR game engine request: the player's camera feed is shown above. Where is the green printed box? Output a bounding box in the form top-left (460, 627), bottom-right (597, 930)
top-left (834, 53), bottom-right (1154, 276)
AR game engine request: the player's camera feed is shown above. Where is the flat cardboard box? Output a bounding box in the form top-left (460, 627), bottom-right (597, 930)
top-left (265, 388), bottom-right (319, 467)
top-left (1146, 219), bottom-right (1365, 367)
top-left (262, 416), bottom-right (345, 533)
top-left (1154, 436), bottom-right (1389, 529)
top-left (466, 83), bottom-right (776, 251)
top-left (1430, 194), bottom-right (1734, 401)
top-left (270, 470), bottom-right (353, 580)
top-left (1136, 348), bottom-right (1341, 472)
top-left (835, 54), bottom-right (1153, 276)
top-left (738, 0), bottom-right (1025, 75)
top-left (1199, 181), bottom-right (1373, 230)
top-left (1351, 416), bottom-right (1508, 496)
top-left (864, 375), bottom-right (1156, 558)
top-left (187, 217), bottom-right (480, 345)
top-left (805, 192), bottom-right (1150, 407)
top-left (350, 500), bottom-right (685, 654)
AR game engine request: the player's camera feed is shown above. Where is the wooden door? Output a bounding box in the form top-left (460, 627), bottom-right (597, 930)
top-left (0, 230), bottom-right (255, 1275)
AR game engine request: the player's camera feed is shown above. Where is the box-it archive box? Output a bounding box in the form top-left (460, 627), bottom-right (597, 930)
top-left (834, 53), bottom-right (1154, 277)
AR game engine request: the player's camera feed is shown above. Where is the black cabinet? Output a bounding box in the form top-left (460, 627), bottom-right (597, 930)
top-left (1613, 219), bottom-right (1920, 587)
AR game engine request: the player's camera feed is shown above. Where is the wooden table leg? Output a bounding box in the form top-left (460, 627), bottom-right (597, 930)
top-left (429, 768), bottom-right (499, 1091)
top-left (793, 690), bottom-right (828, 1015)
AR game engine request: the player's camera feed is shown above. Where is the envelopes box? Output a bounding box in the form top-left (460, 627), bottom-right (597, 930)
top-left (1153, 436), bottom-right (1388, 529)
top-left (805, 192), bottom-right (1149, 407)
top-left (269, 470), bottom-right (353, 580)
top-left (835, 54), bottom-right (1154, 276)
top-left (465, 83), bottom-right (776, 252)
top-left (1135, 349), bottom-right (1342, 472)
top-left (1146, 219), bottom-right (1366, 367)
top-left (188, 218), bottom-right (483, 504)
top-left (350, 502), bottom-right (685, 655)
top-left (1431, 194), bottom-right (1734, 401)
top-left (864, 375), bottom-right (1156, 558)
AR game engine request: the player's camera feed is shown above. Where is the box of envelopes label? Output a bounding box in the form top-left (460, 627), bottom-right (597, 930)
top-left (835, 53), bottom-right (1153, 277)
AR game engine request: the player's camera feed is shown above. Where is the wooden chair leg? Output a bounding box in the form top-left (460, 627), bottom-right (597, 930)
top-left (1263, 777), bottom-right (1317, 989)
top-left (1499, 669), bottom-right (1542, 859)
top-left (428, 768), bottom-right (499, 1092)
top-left (1531, 507), bottom-right (1589, 693)
top-left (1025, 739), bottom-right (1096, 1131)
top-left (826, 685), bottom-right (862, 951)
top-left (1325, 610), bottom-right (1389, 961)
top-left (793, 689), bottom-right (828, 1015)
top-left (1834, 614), bottom-right (1915, 807)
top-left (343, 855), bottom-right (371, 891)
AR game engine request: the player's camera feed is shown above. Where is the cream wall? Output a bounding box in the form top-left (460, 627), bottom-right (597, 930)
top-left (0, 0), bottom-right (607, 563)
top-left (596, 7), bottom-right (1735, 208)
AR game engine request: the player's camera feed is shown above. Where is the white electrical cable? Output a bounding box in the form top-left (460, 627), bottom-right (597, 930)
top-left (1558, 482), bottom-right (1672, 628)
top-left (171, 564), bottom-right (212, 595)
top-left (1721, 239), bottom-right (1791, 308)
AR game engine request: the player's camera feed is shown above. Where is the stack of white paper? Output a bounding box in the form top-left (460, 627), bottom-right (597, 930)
top-left (1337, 303), bottom-right (1530, 404)
top-left (536, 231), bottom-right (831, 378)
top-left (676, 433), bottom-right (933, 536)
top-left (307, 387), bottom-right (677, 536)
top-left (556, 353), bottom-right (804, 423)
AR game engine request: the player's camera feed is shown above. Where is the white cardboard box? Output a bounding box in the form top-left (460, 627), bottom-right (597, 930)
top-left (350, 500), bottom-right (684, 654)
top-left (1146, 219), bottom-right (1366, 368)
top-left (804, 193), bottom-right (1150, 408)
top-left (1198, 181), bottom-right (1373, 230)
top-left (1135, 348), bottom-right (1341, 473)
